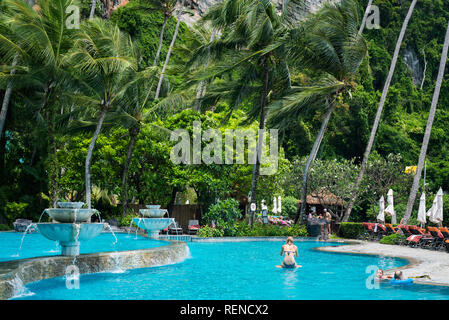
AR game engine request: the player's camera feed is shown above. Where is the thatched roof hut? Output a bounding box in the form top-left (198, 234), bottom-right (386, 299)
top-left (298, 189), bottom-right (345, 206)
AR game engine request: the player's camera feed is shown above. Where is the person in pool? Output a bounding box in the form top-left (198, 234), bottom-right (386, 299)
top-left (375, 269), bottom-right (392, 281)
top-left (276, 237), bottom-right (302, 268)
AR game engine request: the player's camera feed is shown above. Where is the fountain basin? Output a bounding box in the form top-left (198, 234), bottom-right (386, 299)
top-left (56, 202), bottom-right (84, 209)
top-left (133, 218), bottom-right (174, 238)
top-left (45, 208), bottom-right (98, 223)
top-left (145, 205), bottom-right (161, 209)
top-left (37, 223), bottom-right (104, 256)
top-left (139, 208), bottom-right (167, 218)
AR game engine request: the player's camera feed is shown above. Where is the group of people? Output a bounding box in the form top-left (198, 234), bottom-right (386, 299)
top-left (308, 208), bottom-right (332, 240)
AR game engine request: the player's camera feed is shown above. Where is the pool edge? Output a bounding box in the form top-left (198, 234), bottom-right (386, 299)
top-left (0, 240), bottom-right (189, 300)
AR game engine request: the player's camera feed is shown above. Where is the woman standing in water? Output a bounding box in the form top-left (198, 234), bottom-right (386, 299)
top-left (277, 237), bottom-right (301, 268)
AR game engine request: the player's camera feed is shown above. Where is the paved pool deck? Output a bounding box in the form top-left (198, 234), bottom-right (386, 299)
top-left (316, 240), bottom-right (449, 286)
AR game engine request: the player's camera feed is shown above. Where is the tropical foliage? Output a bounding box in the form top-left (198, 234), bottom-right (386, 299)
top-left (1, 0), bottom-right (449, 233)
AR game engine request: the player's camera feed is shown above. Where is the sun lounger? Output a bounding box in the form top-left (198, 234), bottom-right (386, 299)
top-left (187, 220), bottom-right (200, 235)
top-left (439, 227), bottom-right (449, 239)
top-left (427, 227), bottom-right (445, 250)
top-left (168, 221), bottom-right (183, 235)
top-left (360, 222), bottom-right (371, 240)
top-left (406, 225), bottom-right (433, 248)
top-left (373, 223), bottom-right (387, 241)
top-left (385, 224), bottom-right (398, 235)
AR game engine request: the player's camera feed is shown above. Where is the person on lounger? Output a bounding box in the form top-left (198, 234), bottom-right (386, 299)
top-left (276, 237), bottom-right (301, 269)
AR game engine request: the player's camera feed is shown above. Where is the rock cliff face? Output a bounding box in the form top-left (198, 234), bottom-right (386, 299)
top-left (180, 0), bottom-right (333, 26)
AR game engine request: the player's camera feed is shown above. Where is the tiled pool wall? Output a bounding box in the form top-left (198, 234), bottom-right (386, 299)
top-left (0, 240), bottom-right (189, 300)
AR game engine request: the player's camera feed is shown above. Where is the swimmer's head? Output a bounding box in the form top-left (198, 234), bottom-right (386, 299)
top-left (286, 236), bottom-right (293, 244)
top-left (394, 271), bottom-right (403, 280)
top-left (376, 269), bottom-right (384, 277)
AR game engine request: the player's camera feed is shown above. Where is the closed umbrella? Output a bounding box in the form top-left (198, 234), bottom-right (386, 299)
top-left (376, 196), bottom-right (385, 223)
top-left (427, 194), bottom-right (437, 222)
top-left (430, 188), bottom-right (444, 225)
top-left (417, 192), bottom-right (426, 226)
top-left (277, 196), bottom-right (282, 214)
top-left (272, 197), bottom-right (277, 214)
top-left (385, 189), bottom-right (397, 224)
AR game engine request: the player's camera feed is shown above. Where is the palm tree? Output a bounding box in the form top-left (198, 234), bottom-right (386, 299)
top-left (342, 0), bottom-right (418, 222)
top-left (89, 0), bottom-right (97, 19)
top-left (154, 0), bottom-right (185, 99)
top-left (184, 0), bottom-right (293, 225)
top-left (402, 20), bottom-right (449, 224)
top-left (267, 0), bottom-right (367, 224)
top-left (358, 0), bottom-right (373, 35)
top-left (65, 18), bottom-right (136, 209)
top-left (148, 0), bottom-right (179, 66)
top-left (0, 0), bottom-right (79, 205)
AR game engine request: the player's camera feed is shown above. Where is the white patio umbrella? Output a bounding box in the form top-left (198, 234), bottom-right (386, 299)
top-left (277, 196), bottom-right (282, 214)
top-left (385, 189), bottom-right (397, 224)
top-left (429, 188), bottom-right (444, 225)
top-left (272, 197), bottom-right (277, 214)
top-left (417, 192), bottom-right (427, 226)
top-left (376, 196), bottom-right (385, 223)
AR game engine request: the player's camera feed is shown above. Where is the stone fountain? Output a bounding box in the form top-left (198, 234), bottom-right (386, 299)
top-left (133, 205), bottom-right (174, 238)
top-left (36, 202), bottom-right (104, 256)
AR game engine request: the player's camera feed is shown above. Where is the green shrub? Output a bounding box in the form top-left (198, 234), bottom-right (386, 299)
top-left (339, 222), bottom-right (364, 239)
top-left (3, 202), bottom-right (29, 225)
top-left (380, 233), bottom-right (406, 245)
top-left (202, 199), bottom-right (241, 226)
top-left (0, 224), bottom-right (11, 231)
top-left (198, 226), bottom-right (225, 237)
top-left (117, 214), bottom-right (139, 227)
top-left (282, 196), bottom-right (299, 219)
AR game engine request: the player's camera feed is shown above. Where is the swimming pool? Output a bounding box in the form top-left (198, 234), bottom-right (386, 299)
top-left (9, 239), bottom-right (449, 300)
top-left (0, 231), bottom-right (165, 262)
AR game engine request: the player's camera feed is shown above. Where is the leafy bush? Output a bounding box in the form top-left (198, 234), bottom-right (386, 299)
top-left (380, 233), bottom-right (406, 245)
top-left (282, 196), bottom-right (299, 219)
top-left (117, 214), bottom-right (139, 227)
top-left (236, 221), bottom-right (308, 237)
top-left (197, 221), bottom-right (308, 238)
top-left (198, 226), bottom-right (225, 237)
top-left (339, 222), bottom-right (364, 239)
top-left (202, 199), bottom-right (241, 226)
top-left (0, 224), bottom-right (11, 231)
top-left (3, 202), bottom-right (29, 225)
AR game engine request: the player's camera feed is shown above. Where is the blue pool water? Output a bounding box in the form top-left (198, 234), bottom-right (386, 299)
top-left (0, 232), bottom-right (165, 262)
top-left (8, 239), bottom-right (449, 300)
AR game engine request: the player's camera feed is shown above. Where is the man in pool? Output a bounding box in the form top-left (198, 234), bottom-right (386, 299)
top-left (276, 237), bottom-right (302, 269)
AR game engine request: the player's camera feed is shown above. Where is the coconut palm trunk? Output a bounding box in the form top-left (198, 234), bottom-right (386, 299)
top-left (0, 57), bottom-right (18, 139)
top-left (89, 0), bottom-right (97, 20)
top-left (249, 64), bottom-right (270, 226)
top-left (403, 20), bottom-right (449, 224)
top-left (358, 0), bottom-right (373, 35)
top-left (295, 99), bottom-right (336, 224)
top-left (155, 0), bottom-right (185, 99)
top-left (121, 126), bottom-right (140, 216)
top-left (85, 108), bottom-right (107, 209)
top-left (153, 15), bottom-right (169, 66)
top-left (194, 29), bottom-right (216, 111)
top-left (342, 0), bottom-right (417, 222)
